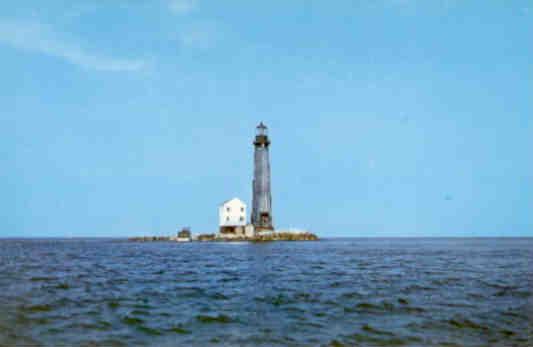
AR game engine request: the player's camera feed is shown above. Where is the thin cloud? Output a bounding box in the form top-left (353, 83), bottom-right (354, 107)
top-left (168, 0), bottom-right (196, 14)
top-left (0, 19), bottom-right (145, 71)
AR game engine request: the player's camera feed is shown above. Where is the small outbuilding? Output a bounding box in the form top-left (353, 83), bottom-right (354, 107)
top-left (176, 227), bottom-right (192, 242)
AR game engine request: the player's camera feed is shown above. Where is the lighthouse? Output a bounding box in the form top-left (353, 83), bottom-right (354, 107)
top-left (251, 122), bottom-right (274, 231)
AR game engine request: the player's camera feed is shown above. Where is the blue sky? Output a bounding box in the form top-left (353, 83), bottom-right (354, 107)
top-left (2, 1), bottom-right (532, 237)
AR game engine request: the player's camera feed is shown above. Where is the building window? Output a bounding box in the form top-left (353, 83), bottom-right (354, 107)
top-left (240, 207), bottom-right (244, 212)
top-left (239, 216), bottom-right (244, 222)
top-left (226, 216), bottom-right (230, 221)
top-left (226, 207), bottom-right (231, 212)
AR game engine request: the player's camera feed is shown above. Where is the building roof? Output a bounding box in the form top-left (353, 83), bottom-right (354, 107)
top-left (220, 197), bottom-right (246, 206)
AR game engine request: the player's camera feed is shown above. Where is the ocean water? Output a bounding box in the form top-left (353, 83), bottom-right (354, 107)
top-left (0, 238), bottom-right (531, 347)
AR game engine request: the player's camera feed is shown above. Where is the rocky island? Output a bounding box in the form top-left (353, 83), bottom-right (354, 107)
top-left (129, 123), bottom-right (319, 244)
top-left (129, 230), bottom-right (318, 243)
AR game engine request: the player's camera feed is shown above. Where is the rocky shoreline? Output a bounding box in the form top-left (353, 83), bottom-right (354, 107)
top-left (128, 231), bottom-right (318, 242)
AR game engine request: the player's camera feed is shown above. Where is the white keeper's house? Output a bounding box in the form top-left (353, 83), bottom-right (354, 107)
top-left (218, 198), bottom-right (254, 237)
top-left (219, 198), bottom-right (246, 231)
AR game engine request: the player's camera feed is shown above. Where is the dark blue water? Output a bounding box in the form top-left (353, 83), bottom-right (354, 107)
top-left (0, 238), bottom-right (531, 346)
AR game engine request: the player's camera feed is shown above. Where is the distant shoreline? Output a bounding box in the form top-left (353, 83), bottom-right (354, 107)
top-left (128, 231), bottom-right (319, 243)
top-left (1, 236), bottom-right (532, 240)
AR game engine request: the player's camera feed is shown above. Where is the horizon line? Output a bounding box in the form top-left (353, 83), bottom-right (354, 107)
top-left (1, 236), bottom-right (531, 240)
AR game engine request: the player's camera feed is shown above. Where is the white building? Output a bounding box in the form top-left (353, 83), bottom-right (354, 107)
top-left (218, 198), bottom-right (256, 238)
top-left (219, 198), bottom-right (247, 234)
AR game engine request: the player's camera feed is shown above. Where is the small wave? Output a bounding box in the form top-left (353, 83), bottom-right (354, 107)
top-left (174, 286), bottom-right (206, 297)
top-left (346, 332), bottom-right (422, 346)
top-left (47, 327), bottom-right (62, 334)
top-left (68, 321), bottom-right (112, 331)
top-left (16, 313), bottom-right (49, 325)
top-left (255, 294), bottom-right (294, 306)
top-left (311, 264), bottom-right (325, 270)
top-left (502, 310), bottom-right (525, 319)
top-left (431, 277), bottom-right (462, 286)
top-left (356, 301), bottom-right (394, 312)
top-left (293, 292), bottom-right (320, 303)
top-left (402, 284), bottom-right (435, 293)
top-left (327, 339), bottom-right (348, 347)
top-left (467, 292), bottom-right (484, 299)
top-left (90, 339), bottom-right (126, 347)
top-left (133, 303), bottom-right (153, 310)
top-left (30, 276), bottom-right (57, 282)
top-left (500, 329), bottom-right (516, 337)
top-left (403, 306), bottom-right (425, 314)
top-left (209, 292), bottom-right (229, 300)
top-left (448, 318), bottom-right (488, 331)
top-left (107, 301), bottom-right (120, 309)
top-left (341, 291), bottom-right (363, 299)
top-left (98, 321), bottom-right (113, 330)
top-left (437, 342), bottom-right (462, 346)
top-left (122, 316), bottom-right (144, 326)
top-left (494, 289), bottom-right (531, 298)
top-left (441, 302), bottom-right (476, 308)
top-left (137, 325), bottom-right (162, 335)
top-left (168, 324), bottom-right (191, 334)
top-left (108, 278), bottom-right (128, 285)
top-left (304, 321), bottom-right (323, 328)
top-left (361, 324), bottom-right (394, 336)
top-left (480, 281), bottom-right (518, 290)
top-left (285, 306), bottom-right (305, 314)
top-left (24, 304), bottom-right (52, 313)
top-left (56, 283), bottom-right (69, 290)
top-left (397, 297), bottom-right (409, 305)
top-left (344, 301), bottom-right (425, 315)
top-left (196, 314), bottom-right (234, 324)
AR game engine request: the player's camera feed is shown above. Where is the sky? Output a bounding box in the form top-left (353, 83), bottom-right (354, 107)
top-left (1, 0), bottom-right (532, 238)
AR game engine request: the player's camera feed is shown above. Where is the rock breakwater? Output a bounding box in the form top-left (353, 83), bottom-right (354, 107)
top-left (128, 231), bottom-right (319, 242)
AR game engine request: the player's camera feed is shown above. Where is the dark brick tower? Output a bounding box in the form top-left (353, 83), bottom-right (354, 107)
top-left (251, 122), bottom-right (274, 231)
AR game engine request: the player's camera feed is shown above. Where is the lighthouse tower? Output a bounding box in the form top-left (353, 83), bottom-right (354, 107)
top-left (251, 122), bottom-right (274, 231)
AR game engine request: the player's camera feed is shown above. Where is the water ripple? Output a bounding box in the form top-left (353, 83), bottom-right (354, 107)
top-left (0, 238), bottom-right (531, 347)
